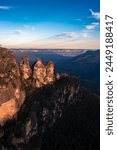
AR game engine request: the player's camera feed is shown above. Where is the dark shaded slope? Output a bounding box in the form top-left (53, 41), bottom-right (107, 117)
top-left (55, 50), bottom-right (100, 93)
top-left (42, 87), bottom-right (100, 150)
top-left (72, 50), bottom-right (100, 63)
top-left (0, 76), bottom-right (100, 150)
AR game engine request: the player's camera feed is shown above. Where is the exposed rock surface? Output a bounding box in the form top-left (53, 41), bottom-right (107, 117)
top-left (0, 47), bottom-right (25, 125)
top-left (0, 76), bottom-right (100, 150)
top-left (20, 56), bottom-right (32, 80)
top-left (20, 58), bottom-right (55, 88)
top-left (33, 59), bottom-right (47, 87)
top-left (0, 48), bottom-right (56, 125)
top-left (0, 47), bottom-right (100, 150)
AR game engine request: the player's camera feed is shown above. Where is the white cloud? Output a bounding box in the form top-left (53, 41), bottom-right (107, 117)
top-left (13, 30), bottom-right (23, 35)
top-left (51, 32), bottom-right (79, 40)
top-left (85, 22), bottom-right (99, 30)
top-left (24, 25), bottom-right (35, 30)
top-left (89, 9), bottom-right (100, 19)
top-left (86, 25), bottom-right (95, 30)
top-left (0, 6), bottom-right (11, 10)
top-left (24, 25), bottom-right (30, 29)
top-left (82, 33), bottom-right (88, 38)
top-left (91, 22), bottom-right (99, 26)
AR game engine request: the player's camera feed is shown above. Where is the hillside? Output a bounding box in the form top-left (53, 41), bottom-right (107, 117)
top-left (55, 50), bottom-right (100, 93)
top-left (0, 47), bottom-right (25, 124)
top-left (0, 76), bottom-right (100, 150)
top-left (0, 48), bottom-right (100, 150)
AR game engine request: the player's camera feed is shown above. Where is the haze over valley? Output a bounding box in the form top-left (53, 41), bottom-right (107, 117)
top-left (11, 48), bottom-right (100, 93)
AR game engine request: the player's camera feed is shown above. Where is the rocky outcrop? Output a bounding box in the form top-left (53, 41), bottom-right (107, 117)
top-left (0, 76), bottom-right (100, 150)
top-left (33, 59), bottom-right (46, 87)
top-left (33, 60), bottom-right (55, 87)
top-left (0, 47), bottom-right (100, 150)
top-left (20, 57), bottom-right (55, 88)
top-left (0, 47), bottom-right (26, 125)
top-left (20, 56), bottom-right (32, 80)
top-left (0, 48), bottom-right (57, 125)
top-left (45, 60), bottom-right (55, 84)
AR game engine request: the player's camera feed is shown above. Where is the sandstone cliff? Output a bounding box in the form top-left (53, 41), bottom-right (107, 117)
top-left (0, 76), bottom-right (100, 150)
top-left (0, 47), bottom-right (100, 150)
top-left (0, 47), bottom-right (25, 125)
top-left (0, 48), bottom-right (56, 125)
top-left (20, 57), bottom-right (55, 88)
top-left (20, 56), bottom-right (32, 80)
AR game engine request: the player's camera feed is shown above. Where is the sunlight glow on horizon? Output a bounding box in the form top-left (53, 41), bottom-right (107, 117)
top-left (0, 0), bottom-right (100, 49)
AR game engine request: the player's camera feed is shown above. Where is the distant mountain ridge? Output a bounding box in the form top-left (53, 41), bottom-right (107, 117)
top-left (72, 50), bottom-right (100, 62)
top-left (55, 50), bottom-right (100, 93)
top-left (11, 48), bottom-right (96, 57)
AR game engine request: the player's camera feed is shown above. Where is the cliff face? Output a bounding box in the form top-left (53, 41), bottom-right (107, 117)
top-left (20, 56), bottom-right (32, 80)
top-left (0, 48), bottom-right (56, 125)
top-left (32, 59), bottom-right (55, 87)
top-left (20, 57), bottom-right (55, 88)
top-left (0, 47), bottom-right (25, 125)
top-left (0, 48), bottom-right (100, 150)
top-left (0, 76), bottom-right (100, 150)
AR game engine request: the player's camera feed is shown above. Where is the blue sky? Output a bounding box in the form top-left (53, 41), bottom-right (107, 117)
top-left (0, 0), bottom-right (100, 49)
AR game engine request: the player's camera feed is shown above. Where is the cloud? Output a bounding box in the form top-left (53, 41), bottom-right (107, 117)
top-left (82, 33), bottom-right (88, 38)
top-left (24, 25), bottom-right (35, 30)
top-left (0, 6), bottom-right (11, 10)
top-left (24, 25), bottom-right (30, 29)
top-left (85, 22), bottom-right (99, 30)
top-left (89, 9), bottom-right (100, 19)
top-left (13, 30), bottom-right (23, 35)
top-left (91, 22), bottom-right (99, 26)
top-left (50, 32), bottom-right (79, 40)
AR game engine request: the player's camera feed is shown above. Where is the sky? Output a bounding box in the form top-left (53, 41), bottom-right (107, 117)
top-left (0, 0), bottom-right (100, 49)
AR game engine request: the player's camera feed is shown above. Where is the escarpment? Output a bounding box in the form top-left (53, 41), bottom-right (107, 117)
top-left (0, 47), bottom-right (100, 150)
top-left (0, 76), bottom-right (100, 150)
top-left (0, 47), bottom-right (25, 125)
top-left (0, 48), bottom-right (56, 125)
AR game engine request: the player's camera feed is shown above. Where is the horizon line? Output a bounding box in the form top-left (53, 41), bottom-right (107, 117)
top-left (8, 47), bottom-right (100, 50)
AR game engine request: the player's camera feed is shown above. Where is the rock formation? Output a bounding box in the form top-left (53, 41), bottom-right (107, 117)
top-left (44, 60), bottom-right (55, 84)
top-left (20, 57), bottom-right (55, 88)
top-left (0, 76), bottom-right (100, 150)
top-left (20, 56), bottom-right (32, 80)
top-left (0, 48), bottom-right (56, 125)
top-left (32, 59), bottom-right (55, 87)
top-left (0, 47), bottom-right (100, 150)
top-left (0, 47), bottom-right (25, 125)
top-left (33, 59), bottom-right (46, 87)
